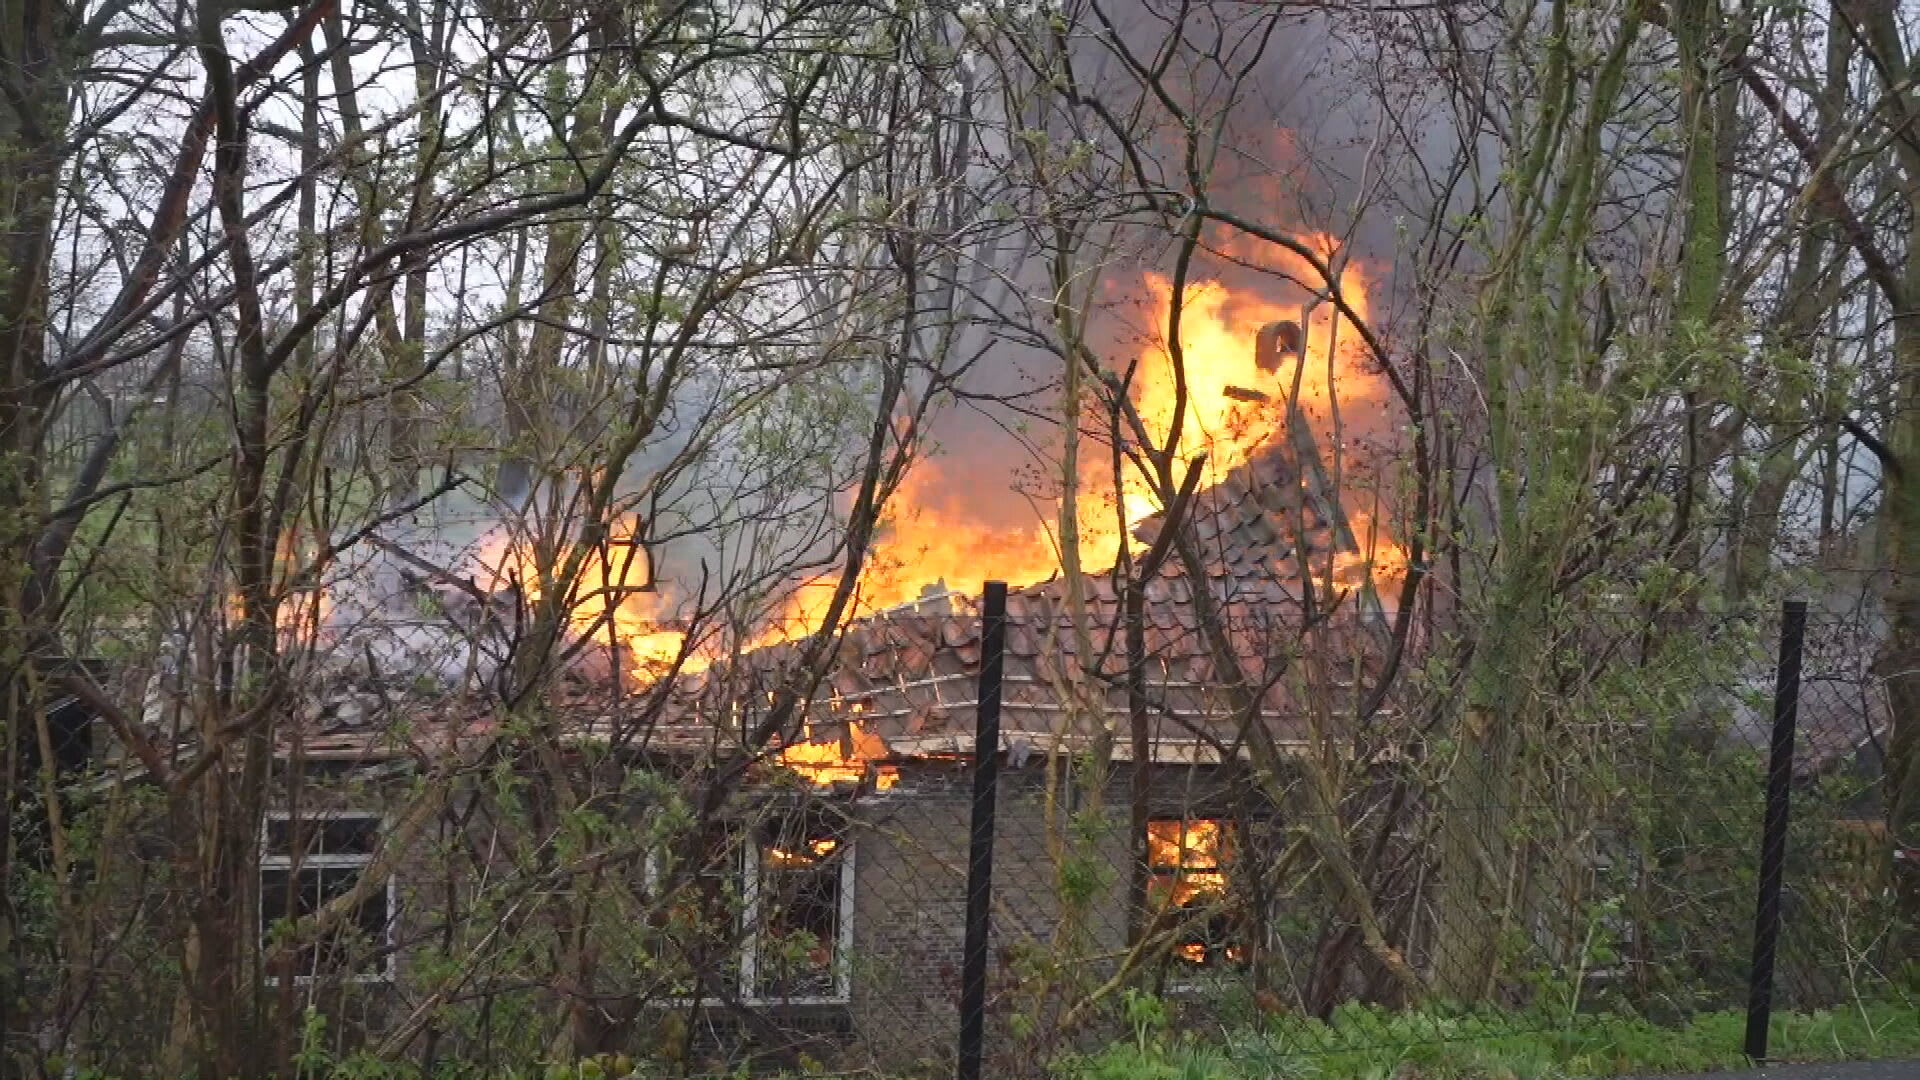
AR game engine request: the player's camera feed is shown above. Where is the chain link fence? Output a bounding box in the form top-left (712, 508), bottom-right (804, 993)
top-left (583, 598), bottom-right (1910, 1076)
top-left (11, 599), bottom-right (1912, 1077)
top-left (723, 599), bottom-right (1906, 1076)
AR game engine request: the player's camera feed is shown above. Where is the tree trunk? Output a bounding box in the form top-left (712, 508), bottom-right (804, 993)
top-left (1431, 706), bottom-right (1517, 1000)
top-left (0, 0), bottom-right (76, 1060)
top-left (1881, 329), bottom-right (1920, 955)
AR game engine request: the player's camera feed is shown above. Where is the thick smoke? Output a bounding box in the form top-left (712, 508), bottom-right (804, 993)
top-left (908, 4), bottom-right (1443, 563)
top-left (295, 3), bottom-right (1457, 701)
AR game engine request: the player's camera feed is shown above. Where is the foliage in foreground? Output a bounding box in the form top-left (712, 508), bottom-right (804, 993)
top-left (59, 1000), bottom-right (1916, 1080)
top-left (1057, 1000), bottom-right (1920, 1080)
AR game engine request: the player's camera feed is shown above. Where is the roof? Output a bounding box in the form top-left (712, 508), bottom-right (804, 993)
top-left (659, 438), bottom-right (1396, 764)
top-left (111, 431), bottom-right (1396, 779)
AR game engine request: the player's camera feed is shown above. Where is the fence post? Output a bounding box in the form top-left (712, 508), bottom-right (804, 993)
top-left (1744, 598), bottom-right (1807, 1063)
top-left (957, 581), bottom-right (1008, 1080)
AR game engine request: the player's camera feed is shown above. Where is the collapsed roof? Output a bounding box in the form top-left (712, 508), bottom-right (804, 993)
top-left (660, 434), bottom-right (1398, 768)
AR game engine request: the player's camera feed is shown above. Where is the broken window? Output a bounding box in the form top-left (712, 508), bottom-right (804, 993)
top-left (649, 822), bottom-right (747, 999)
top-left (1146, 818), bottom-right (1242, 969)
top-left (647, 808), bottom-right (855, 1004)
top-left (753, 810), bottom-right (851, 1001)
top-left (260, 812), bottom-right (392, 982)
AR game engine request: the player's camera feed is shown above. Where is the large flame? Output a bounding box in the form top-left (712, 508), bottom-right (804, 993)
top-left (1132, 265), bottom-right (1381, 477)
top-left (1147, 818), bottom-right (1230, 909)
top-left (756, 240), bottom-right (1403, 645)
top-left (1089, 258), bottom-right (1400, 586)
top-left (777, 720), bottom-right (899, 791)
top-left (755, 463), bottom-right (1063, 646)
top-left (468, 520), bottom-right (905, 788)
top-left (470, 518), bottom-right (698, 679)
top-left (460, 240), bottom-right (1401, 792)
top-left (428, 244), bottom-right (1397, 799)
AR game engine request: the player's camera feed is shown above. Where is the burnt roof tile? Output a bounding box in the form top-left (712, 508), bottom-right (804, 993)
top-left (634, 438), bottom-right (1388, 752)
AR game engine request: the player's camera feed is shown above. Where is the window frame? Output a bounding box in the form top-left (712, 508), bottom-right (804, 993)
top-left (645, 819), bottom-right (857, 1007)
top-left (1144, 815), bottom-right (1245, 976)
top-left (259, 809), bottom-right (397, 986)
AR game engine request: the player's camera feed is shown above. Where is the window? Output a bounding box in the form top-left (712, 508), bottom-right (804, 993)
top-left (1145, 818), bottom-right (1242, 969)
top-left (650, 821), bottom-right (747, 999)
top-left (648, 809), bottom-right (855, 1004)
top-left (752, 812), bottom-right (853, 1001)
top-left (260, 812), bottom-right (394, 983)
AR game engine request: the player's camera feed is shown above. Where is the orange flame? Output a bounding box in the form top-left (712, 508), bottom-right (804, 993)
top-left (777, 721), bottom-right (899, 791)
top-left (472, 518), bottom-right (703, 680)
top-left (765, 835), bottom-right (842, 867)
top-left (1151, 818), bottom-right (1239, 967)
top-left (1132, 265), bottom-right (1379, 478)
top-left (472, 239), bottom-right (1403, 687)
top-left (1147, 818), bottom-right (1230, 909)
top-left (275, 587), bottom-right (334, 643)
top-left (227, 586), bottom-right (334, 646)
top-left (756, 241), bottom-right (1403, 645)
top-left (756, 465), bottom-right (1064, 645)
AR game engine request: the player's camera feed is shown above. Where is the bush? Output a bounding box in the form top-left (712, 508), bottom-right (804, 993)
top-left (1054, 1000), bottom-right (1920, 1080)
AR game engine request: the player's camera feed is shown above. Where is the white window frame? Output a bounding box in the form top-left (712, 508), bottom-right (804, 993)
top-left (646, 827), bottom-right (857, 1006)
top-left (259, 810), bottom-right (397, 986)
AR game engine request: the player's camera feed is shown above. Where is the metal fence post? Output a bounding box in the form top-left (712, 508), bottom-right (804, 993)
top-left (1744, 598), bottom-right (1807, 1063)
top-left (958, 581), bottom-right (1007, 1080)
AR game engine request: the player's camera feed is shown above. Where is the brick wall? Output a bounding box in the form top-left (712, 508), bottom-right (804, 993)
top-left (845, 759), bottom-right (1241, 1070)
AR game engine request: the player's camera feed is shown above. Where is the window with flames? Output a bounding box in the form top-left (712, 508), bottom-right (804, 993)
top-left (649, 809), bottom-right (854, 1004)
top-left (259, 812), bottom-right (394, 983)
top-left (753, 812), bottom-right (852, 1001)
top-left (1145, 818), bottom-right (1243, 969)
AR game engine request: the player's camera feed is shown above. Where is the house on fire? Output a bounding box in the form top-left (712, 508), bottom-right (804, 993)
top-left (72, 327), bottom-right (1892, 1071)
top-left (131, 380), bottom-right (1408, 1067)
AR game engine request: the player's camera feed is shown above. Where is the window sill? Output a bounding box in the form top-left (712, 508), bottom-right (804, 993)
top-left (655, 994), bottom-right (852, 1008)
top-left (265, 969), bottom-right (397, 988)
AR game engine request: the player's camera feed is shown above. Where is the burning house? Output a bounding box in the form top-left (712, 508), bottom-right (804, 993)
top-left (621, 432), bottom-right (1402, 1064)
top-left (113, 277), bottom-right (1416, 1070)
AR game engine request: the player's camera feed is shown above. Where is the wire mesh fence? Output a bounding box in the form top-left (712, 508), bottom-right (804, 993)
top-left (12, 598), bottom-right (1912, 1077)
top-left (669, 598), bottom-right (1907, 1077)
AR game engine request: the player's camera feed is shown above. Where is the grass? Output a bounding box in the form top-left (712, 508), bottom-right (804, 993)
top-left (1058, 1000), bottom-right (1920, 1080)
top-left (59, 1000), bottom-right (1917, 1079)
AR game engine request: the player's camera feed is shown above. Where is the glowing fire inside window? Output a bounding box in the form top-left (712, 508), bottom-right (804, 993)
top-left (756, 813), bottom-right (849, 999)
top-left (763, 835), bottom-right (839, 867)
top-left (1146, 818), bottom-right (1240, 967)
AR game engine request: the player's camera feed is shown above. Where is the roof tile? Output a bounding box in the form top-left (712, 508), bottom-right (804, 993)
top-left (647, 440), bottom-right (1393, 750)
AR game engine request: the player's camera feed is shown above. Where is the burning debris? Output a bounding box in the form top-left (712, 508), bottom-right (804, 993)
top-left (248, 248), bottom-right (1400, 762)
top-left (1225, 318), bottom-right (1307, 405)
top-left (777, 721), bottom-right (899, 792)
top-left (1253, 319), bottom-right (1305, 373)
